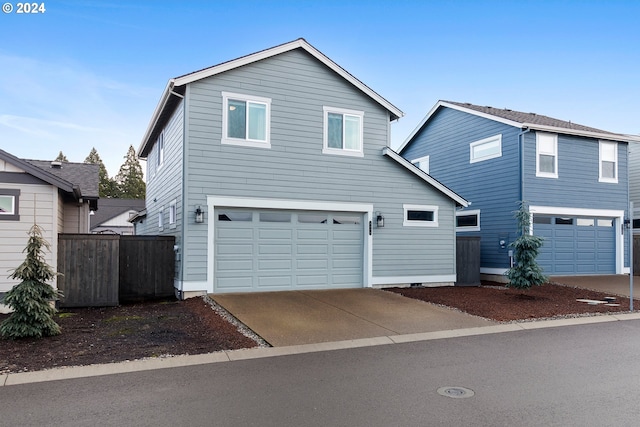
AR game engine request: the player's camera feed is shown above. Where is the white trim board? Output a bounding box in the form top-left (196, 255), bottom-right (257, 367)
top-left (370, 274), bottom-right (456, 286)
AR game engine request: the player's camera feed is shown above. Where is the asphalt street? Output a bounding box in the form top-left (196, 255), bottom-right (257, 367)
top-left (2, 320), bottom-right (640, 426)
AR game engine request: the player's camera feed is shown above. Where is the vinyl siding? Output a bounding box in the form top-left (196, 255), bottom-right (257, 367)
top-left (402, 107), bottom-right (521, 270)
top-left (628, 142), bottom-right (640, 207)
top-left (178, 48), bottom-right (457, 283)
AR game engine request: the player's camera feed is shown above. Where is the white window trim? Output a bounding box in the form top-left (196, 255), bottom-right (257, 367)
top-left (456, 209), bottom-right (480, 232)
top-left (469, 134), bottom-right (502, 164)
top-left (156, 131), bottom-right (164, 170)
top-left (403, 204), bottom-right (439, 227)
top-left (221, 91), bottom-right (271, 149)
top-left (169, 199), bottom-right (177, 228)
top-left (322, 106), bottom-right (364, 158)
top-left (599, 141), bottom-right (618, 183)
top-left (411, 155), bottom-right (430, 174)
top-left (536, 132), bottom-right (558, 178)
top-left (0, 194), bottom-right (16, 215)
top-left (158, 206), bottom-right (164, 230)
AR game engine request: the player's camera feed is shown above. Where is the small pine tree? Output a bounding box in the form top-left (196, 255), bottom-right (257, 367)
top-left (54, 151), bottom-right (68, 162)
top-left (0, 224), bottom-right (61, 339)
top-left (506, 201), bottom-right (548, 290)
top-left (115, 145), bottom-right (146, 199)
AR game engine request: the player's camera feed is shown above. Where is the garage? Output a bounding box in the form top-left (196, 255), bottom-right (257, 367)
top-left (533, 214), bottom-right (616, 275)
top-left (214, 209), bottom-right (364, 292)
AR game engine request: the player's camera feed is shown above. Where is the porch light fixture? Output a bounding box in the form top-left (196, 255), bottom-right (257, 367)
top-left (195, 206), bottom-right (205, 223)
top-left (376, 211), bottom-right (384, 228)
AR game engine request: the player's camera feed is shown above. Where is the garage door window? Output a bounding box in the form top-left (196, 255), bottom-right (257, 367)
top-left (333, 215), bottom-right (361, 225)
top-left (597, 219), bottom-right (613, 227)
top-left (218, 212), bottom-right (252, 221)
top-left (577, 218), bottom-right (594, 226)
top-left (555, 218), bottom-right (573, 225)
top-left (298, 214), bottom-right (327, 224)
top-left (260, 212), bottom-right (291, 222)
top-left (533, 215), bottom-right (552, 224)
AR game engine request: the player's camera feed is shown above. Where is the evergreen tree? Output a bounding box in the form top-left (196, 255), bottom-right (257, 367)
top-left (54, 151), bottom-right (68, 162)
top-left (84, 147), bottom-right (118, 198)
top-left (1, 224), bottom-right (61, 339)
top-left (506, 201), bottom-right (548, 289)
top-left (115, 145), bottom-right (146, 199)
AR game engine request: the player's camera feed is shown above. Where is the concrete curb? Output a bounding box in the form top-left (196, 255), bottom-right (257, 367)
top-left (3, 313), bottom-right (638, 386)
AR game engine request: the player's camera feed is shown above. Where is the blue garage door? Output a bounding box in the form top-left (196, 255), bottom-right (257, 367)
top-left (214, 209), bottom-right (364, 293)
top-left (533, 215), bottom-right (616, 275)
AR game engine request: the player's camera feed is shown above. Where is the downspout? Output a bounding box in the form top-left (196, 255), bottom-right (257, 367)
top-left (518, 127), bottom-right (531, 204)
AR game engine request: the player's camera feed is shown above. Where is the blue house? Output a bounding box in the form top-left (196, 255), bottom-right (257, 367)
top-left (399, 100), bottom-right (640, 278)
top-left (136, 40), bottom-right (467, 297)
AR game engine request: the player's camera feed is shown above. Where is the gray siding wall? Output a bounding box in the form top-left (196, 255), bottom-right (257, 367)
top-left (144, 98), bottom-right (184, 278)
top-left (629, 142), bottom-right (640, 208)
top-left (180, 48), bottom-right (457, 283)
top-left (402, 107), bottom-right (521, 270)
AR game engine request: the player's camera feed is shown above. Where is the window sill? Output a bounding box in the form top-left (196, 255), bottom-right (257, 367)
top-left (221, 138), bottom-right (271, 149)
top-left (322, 147), bottom-right (364, 158)
top-left (535, 172), bottom-right (558, 179)
top-left (403, 221), bottom-right (439, 228)
top-left (599, 177), bottom-right (618, 184)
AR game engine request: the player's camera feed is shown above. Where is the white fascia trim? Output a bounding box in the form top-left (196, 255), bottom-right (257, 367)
top-left (411, 155), bottom-right (430, 174)
top-left (206, 196), bottom-right (374, 294)
top-left (139, 80), bottom-right (174, 158)
top-left (371, 274), bottom-right (456, 286)
top-left (523, 123), bottom-right (640, 143)
top-left (173, 39), bottom-right (403, 120)
top-left (529, 205), bottom-right (625, 274)
top-left (382, 147), bottom-right (469, 207)
top-left (480, 267), bottom-right (508, 275)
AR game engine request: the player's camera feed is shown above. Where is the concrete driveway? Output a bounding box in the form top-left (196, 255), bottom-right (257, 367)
top-left (550, 275), bottom-right (638, 298)
top-left (210, 288), bottom-right (494, 346)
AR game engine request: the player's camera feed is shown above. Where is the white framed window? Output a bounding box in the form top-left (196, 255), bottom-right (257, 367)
top-left (156, 131), bottom-right (164, 169)
top-left (403, 204), bottom-right (439, 227)
top-left (599, 141), bottom-right (618, 183)
top-left (411, 155), bottom-right (430, 174)
top-left (456, 209), bottom-right (480, 231)
top-left (470, 134), bottom-right (502, 163)
top-left (169, 200), bottom-right (177, 227)
top-left (322, 106), bottom-right (364, 157)
top-left (158, 206), bottom-right (164, 230)
top-left (536, 132), bottom-right (558, 178)
top-left (221, 92), bottom-right (271, 148)
top-left (0, 189), bottom-right (19, 221)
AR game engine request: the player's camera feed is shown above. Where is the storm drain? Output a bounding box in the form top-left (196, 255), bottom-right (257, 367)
top-left (437, 386), bottom-right (475, 399)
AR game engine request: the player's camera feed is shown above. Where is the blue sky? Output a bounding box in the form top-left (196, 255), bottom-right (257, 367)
top-left (1, 0), bottom-right (638, 176)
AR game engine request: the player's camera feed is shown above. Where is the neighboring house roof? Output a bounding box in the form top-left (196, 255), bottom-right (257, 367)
top-left (90, 198), bottom-right (145, 228)
top-left (139, 38), bottom-right (404, 157)
top-left (398, 100), bottom-right (640, 153)
top-left (382, 147), bottom-right (468, 207)
top-left (0, 149), bottom-right (99, 206)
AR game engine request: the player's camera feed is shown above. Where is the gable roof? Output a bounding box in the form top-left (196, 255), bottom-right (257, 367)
top-left (0, 149), bottom-right (99, 202)
top-left (399, 100), bottom-right (640, 153)
top-left (381, 147), bottom-right (468, 207)
top-left (90, 198), bottom-right (145, 227)
top-left (139, 38), bottom-right (404, 157)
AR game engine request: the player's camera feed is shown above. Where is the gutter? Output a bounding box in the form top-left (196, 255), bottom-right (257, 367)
top-left (518, 127), bottom-right (531, 203)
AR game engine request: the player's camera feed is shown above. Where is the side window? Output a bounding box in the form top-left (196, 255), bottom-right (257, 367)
top-left (0, 189), bottom-right (20, 221)
top-left (156, 131), bottom-right (164, 169)
top-left (403, 204), bottom-right (439, 227)
top-left (456, 209), bottom-right (480, 231)
top-left (411, 155), bottom-right (430, 174)
top-left (323, 107), bottom-right (364, 157)
top-left (158, 206), bottom-right (164, 230)
top-left (599, 141), bottom-right (618, 183)
top-left (169, 200), bottom-right (177, 228)
top-left (536, 132), bottom-right (558, 178)
top-left (221, 92), bottom-right (271, 148)
top-left (469, 135), bottom-right (502, 163)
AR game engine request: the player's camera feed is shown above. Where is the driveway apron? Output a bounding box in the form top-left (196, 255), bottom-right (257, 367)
top-left (211, 288), bottom-right (494, 346)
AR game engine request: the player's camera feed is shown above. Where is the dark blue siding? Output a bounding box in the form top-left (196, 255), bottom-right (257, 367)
top-left (402, 107), bottom-right (521, 270)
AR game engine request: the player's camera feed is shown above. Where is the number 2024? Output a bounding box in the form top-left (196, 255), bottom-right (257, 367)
top-left (17, 3), bottom-right (46, 13)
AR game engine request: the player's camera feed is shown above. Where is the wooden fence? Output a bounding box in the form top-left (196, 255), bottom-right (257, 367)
top-left (456, 236), bottom-right (481, 286)
top-left (57, 234), bottom-right (175, 307)
top-left (634, 235), bottom-right (640, 275)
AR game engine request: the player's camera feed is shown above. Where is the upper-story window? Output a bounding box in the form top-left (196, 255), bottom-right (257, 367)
top-left (536, 132), bottom-right (558, 178)
top-left (469, 134), bottom-right (502, 163)
top-left (323, 107), bottom-right (364, 157)
top-left (411, 155), bottom-right (430, 174)
top-left (156, 131), bottom-right (164, 169)
top-left (599, 141), bottom-right (618, 183)
top-left (0, 189), bottom-right (19, 221)
top-left (221, 92), bottom-right (271, 149)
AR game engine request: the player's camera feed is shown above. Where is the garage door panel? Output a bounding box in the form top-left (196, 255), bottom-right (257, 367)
top-left (258, 244), bottom-right (292, 255)
top-left (297, 259), bottom-right (329, 269)
top-left (259, 229), bottom-right (292, 239)
top-left (218, 228), bottom-right (253, 239)
top-left (296, 274), bottom-right (330, 286)
top-left (258, 259), bottom-right (292, 270)
top-left (217, 259), bottom-right (254, 271)
top-left (217, 276), bottom-right (254, 290)
top-left (297, 244), bottom-right (329, 255)
top-left (297, 229), bottom-right (329, 239)
top-left (333, 230), bottom-right (361, 240)
top-left (217, 244), bottom-right (253, 255)
top-left (258, 276), bottom-right (293, 287)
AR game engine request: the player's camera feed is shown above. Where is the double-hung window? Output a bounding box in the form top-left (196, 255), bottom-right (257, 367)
top-left (323, 107), bottom-right (364, 157)
top-left (469, 134), bottom-right (502, 163)
top-left (536, 132), bottom-right (558, 178)
top-left (599, 141), bottom-right (618, 183)
top-left (221, 92), bottom-right (271, 148)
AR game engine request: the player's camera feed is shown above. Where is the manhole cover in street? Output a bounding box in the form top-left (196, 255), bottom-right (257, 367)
top-left (437, 386), bottom-right (475, 399)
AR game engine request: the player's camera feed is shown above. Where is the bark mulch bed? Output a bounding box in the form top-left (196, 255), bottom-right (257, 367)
top-left (386, 281), bottom-right (634, 322)
top-left (0, 297), bottom-right (258, 375)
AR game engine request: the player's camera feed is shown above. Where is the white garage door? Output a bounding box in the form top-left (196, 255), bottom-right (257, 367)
top-left (214, 209), bottom-right (364, 292)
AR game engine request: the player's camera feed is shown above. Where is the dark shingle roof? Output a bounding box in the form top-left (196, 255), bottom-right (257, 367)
top-left (90, 198), bottom-right (145, 226)
top-left (443, 101), bottom-right (619, 136)
top-left (26, 160), bottom-right (100, 199)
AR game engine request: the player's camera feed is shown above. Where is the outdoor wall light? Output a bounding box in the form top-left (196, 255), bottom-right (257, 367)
top-left (376, 211), bottom-right (384, 228)
top-left (195, 206), bottom-right (205, 223)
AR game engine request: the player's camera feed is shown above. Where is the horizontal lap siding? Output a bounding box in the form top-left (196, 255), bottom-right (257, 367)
top-left (182, 49), bottom-right (457, 282)
top-left (402, 108), bottom-right (521, 270)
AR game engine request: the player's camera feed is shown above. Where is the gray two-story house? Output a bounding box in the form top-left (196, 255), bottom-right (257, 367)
top-left (399, 101), bottom-right (640, 279)
top-left (137, 39), bottom-right (467, 298)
